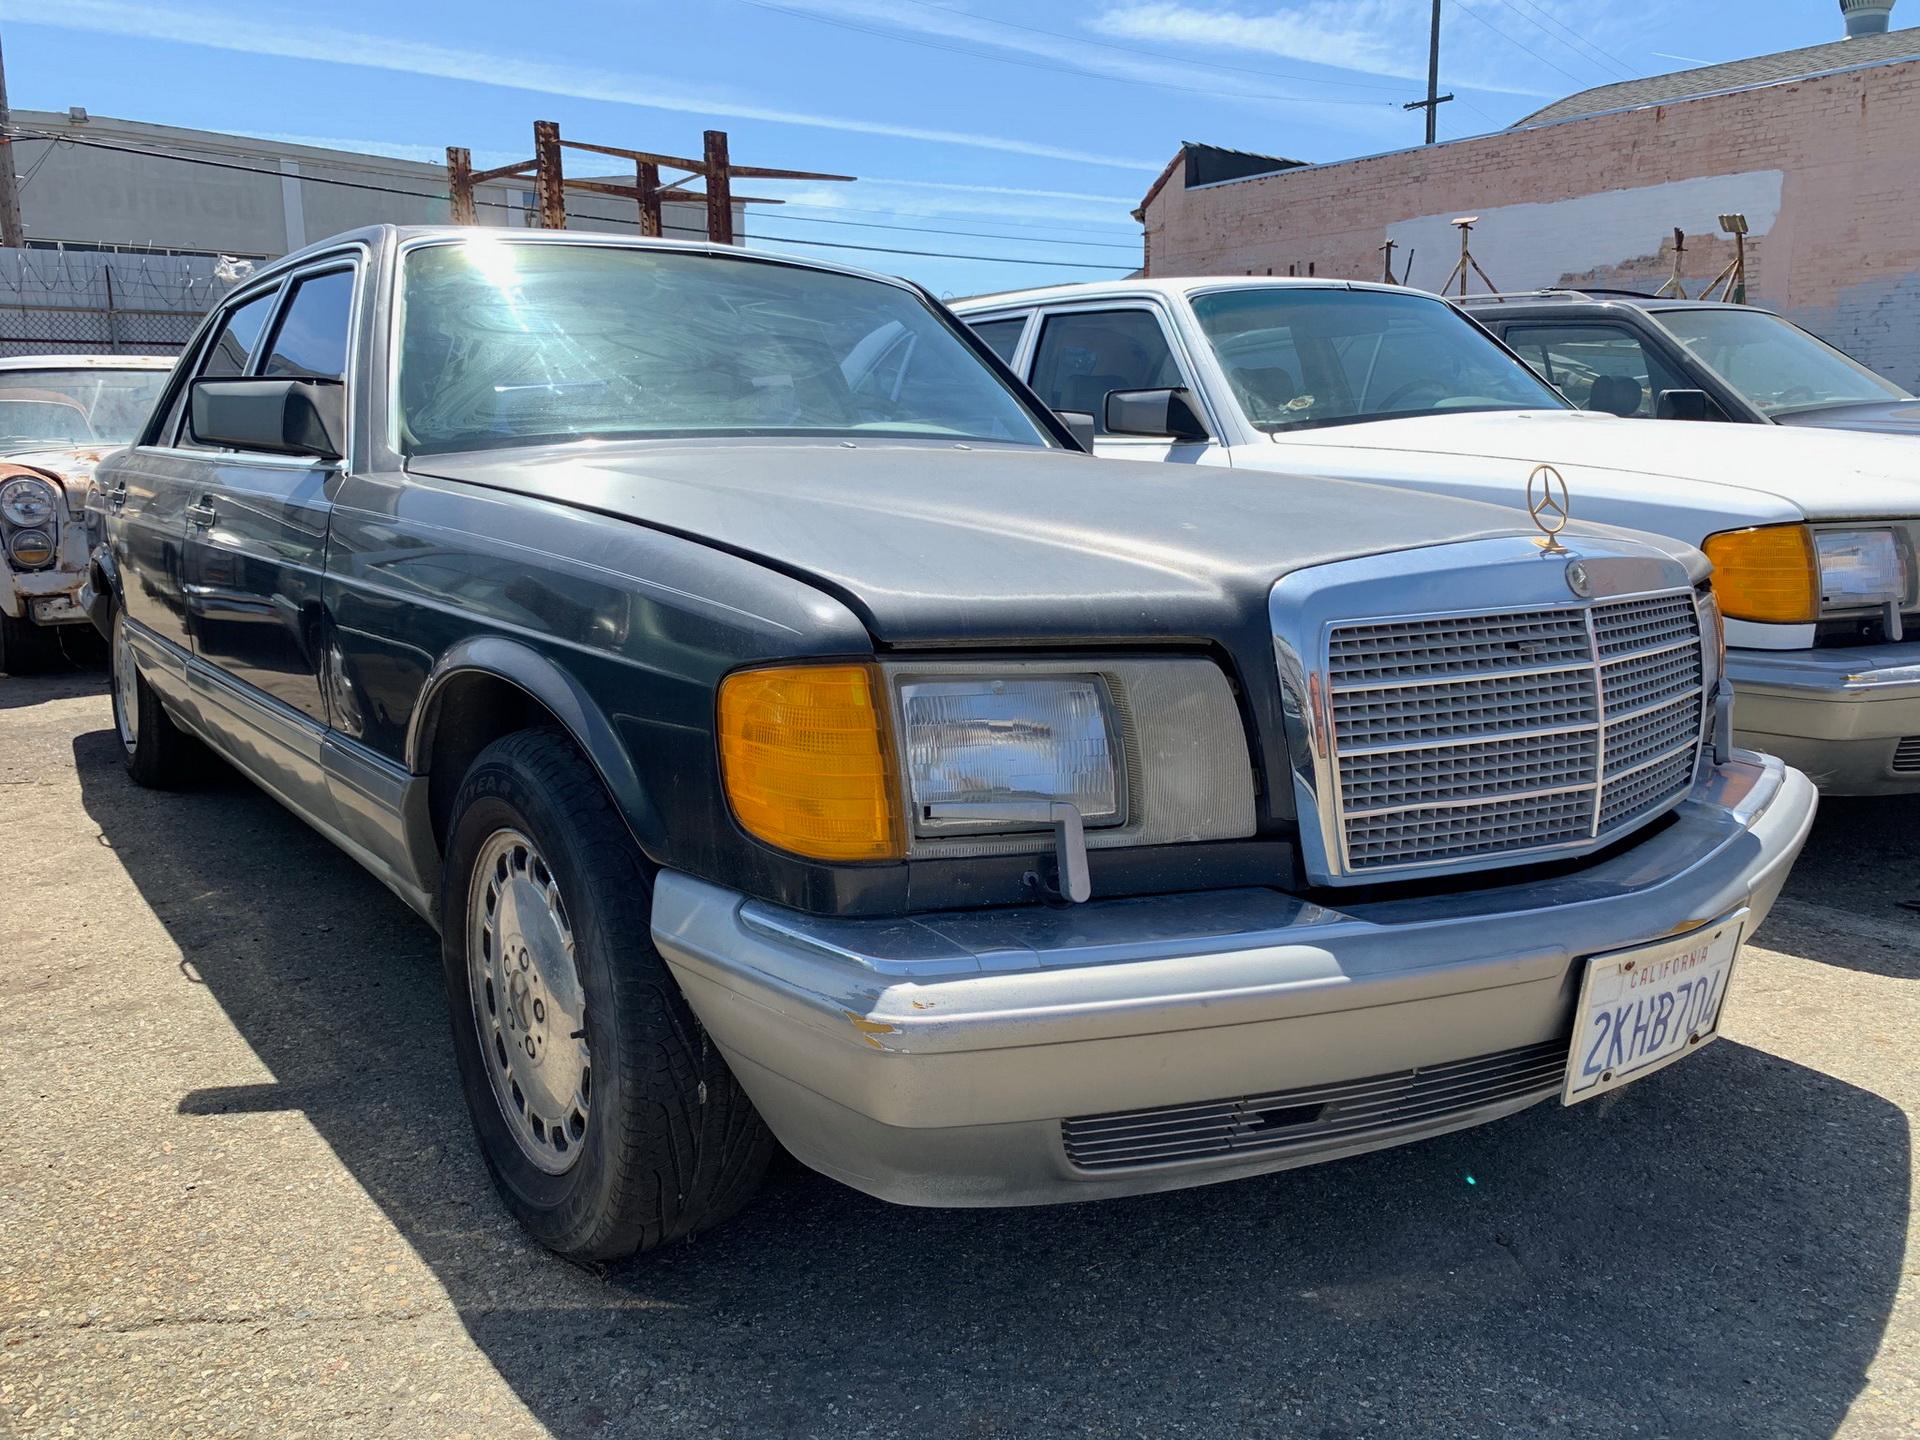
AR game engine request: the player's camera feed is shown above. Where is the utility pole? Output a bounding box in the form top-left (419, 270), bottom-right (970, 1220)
top-left (1402, 0), bottom-right (1453, 145)
top-left (0, 30), bottom-right (25, 248)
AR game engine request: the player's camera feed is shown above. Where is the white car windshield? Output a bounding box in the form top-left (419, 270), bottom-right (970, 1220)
top-left (0, 367), bottom-right (170, 449)
top-left (1654, 307), bottom-right (1911, 417)
top-left (397, 240), bottom-right (1053, 454)
top-left (1190, 287), bottom-right (1566, 434)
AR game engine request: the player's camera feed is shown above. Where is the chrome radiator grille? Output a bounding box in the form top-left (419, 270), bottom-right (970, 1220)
top-left (1326, 590), bottom-right (1705, 875)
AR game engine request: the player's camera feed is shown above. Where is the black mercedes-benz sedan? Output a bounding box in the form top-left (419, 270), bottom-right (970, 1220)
top-left (86, 227), bottom-right (1814, 1260)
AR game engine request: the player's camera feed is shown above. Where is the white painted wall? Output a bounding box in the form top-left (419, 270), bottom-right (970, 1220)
top-left (1387, 172), bottom-right (1786, 292)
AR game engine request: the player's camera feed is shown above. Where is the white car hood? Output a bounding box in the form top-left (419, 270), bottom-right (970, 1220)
top-left (1267, 410), bottom-right (1920, 522)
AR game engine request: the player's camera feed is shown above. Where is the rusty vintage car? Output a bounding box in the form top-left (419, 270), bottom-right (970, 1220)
top-left (0, 353), bottom-right (172, 672)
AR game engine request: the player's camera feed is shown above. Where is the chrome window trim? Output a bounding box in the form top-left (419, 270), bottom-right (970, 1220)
top-left (1272, 536), bottom-right (1706, 887)
top-left (149, 242), bottom-right (368, 469)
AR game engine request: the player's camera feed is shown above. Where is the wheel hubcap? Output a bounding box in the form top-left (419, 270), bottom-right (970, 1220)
top-left (112, 614), bottom-right (139, 752)
top-left (467, 828), bottom-right (590, 1175)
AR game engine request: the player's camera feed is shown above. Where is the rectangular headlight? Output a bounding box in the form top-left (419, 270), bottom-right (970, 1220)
top-left (898, 676), bottom-right (1120, 832)
top-left (1816, 528), bottom-right (1907, 612)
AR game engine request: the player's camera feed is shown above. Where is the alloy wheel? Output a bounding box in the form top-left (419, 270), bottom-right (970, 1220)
top-left (467, 828), bottom-right (592, 1174)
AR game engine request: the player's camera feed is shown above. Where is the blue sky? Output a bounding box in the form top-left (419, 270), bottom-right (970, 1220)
top-left (2, 0), bottom-right (1885, 296)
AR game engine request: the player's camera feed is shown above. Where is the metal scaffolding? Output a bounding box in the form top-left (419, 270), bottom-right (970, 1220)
top-left (446, 122), bottom-right (853, 242)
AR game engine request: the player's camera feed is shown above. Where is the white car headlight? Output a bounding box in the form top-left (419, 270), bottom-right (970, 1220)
top-left (1815, 528), bottom-right (1909, 613)
top-left (0, 476), bottom-right (59, 528)
top-left (900, 675), bottom-right (1120, 831)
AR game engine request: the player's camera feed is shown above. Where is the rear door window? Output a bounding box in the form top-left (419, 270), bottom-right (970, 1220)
top-left (968, 316), bottom-right (1026, 366)
top-left (1028, 309), bottom-right (1186, 433)
top-left (1503, 323), bottom-right (1689, 417)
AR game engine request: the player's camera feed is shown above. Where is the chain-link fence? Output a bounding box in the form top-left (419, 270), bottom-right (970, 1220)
top-left (0, 248), bottom-right (248, 357)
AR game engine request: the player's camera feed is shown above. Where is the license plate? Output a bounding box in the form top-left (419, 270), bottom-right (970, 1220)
top-left (1563, 912), bottom-right (1746, 1105)
top-left (30, 594), bottom-right (85, 624)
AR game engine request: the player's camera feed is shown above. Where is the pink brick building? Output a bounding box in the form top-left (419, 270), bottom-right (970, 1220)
top-left (1138, 26), bottom-right (1920, 386)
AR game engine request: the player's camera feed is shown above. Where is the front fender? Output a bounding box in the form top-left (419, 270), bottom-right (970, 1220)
top-left (83, 545), bottom-right (120, 640)
top-left (406, 634), bottom-right (665, 857)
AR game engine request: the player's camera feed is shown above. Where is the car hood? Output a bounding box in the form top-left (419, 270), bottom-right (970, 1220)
top-left (1269, 409), bottom-right (1920, 520)
top-left (408, 438), bottom-right (1682, 646)
top-left (1771, 399), bottom-right (1920, 435)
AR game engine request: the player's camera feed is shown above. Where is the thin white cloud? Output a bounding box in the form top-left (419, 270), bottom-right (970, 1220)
top-left (864, 177), bottom-right (1141, 206)
top-left (767, 182), bottom-right (1136, 230)
top-left (201, 132), bottom-right (1138, 228)
top-left (1093, 1), bottom-right (1558, 98)
top-left (29, 0), bottom-right (1162, 170)
top-left (759, 0), bottom-right (1405, 111)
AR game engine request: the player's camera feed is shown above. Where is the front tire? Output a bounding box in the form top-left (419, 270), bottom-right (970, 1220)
top-left (440, 727), bottom-right (773, 1260)
top-left (110, 605), bottom-right (202, 787)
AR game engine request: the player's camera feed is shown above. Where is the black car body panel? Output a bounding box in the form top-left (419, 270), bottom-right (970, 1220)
top-left (405, 438), bottom-right (1551, 646)
top-left (93, 226), bottom-right (1685, 924)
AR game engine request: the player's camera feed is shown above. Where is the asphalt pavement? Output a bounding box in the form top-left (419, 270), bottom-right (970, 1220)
top-left (2, 661), bottom-right (1914, 1439)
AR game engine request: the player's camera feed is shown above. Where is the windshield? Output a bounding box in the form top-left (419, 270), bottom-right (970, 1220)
top-left (0, 366), bottom-right (170, 449)
top-left (397, 241), bottom-right (1052, 454)
top-left (1654, 307), bottom-right (1910, 417)
top-left (1189, 287), bottom-right (1566, 433)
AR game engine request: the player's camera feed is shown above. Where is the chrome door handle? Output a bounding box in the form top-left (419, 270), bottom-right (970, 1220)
top-left (107, 481), bottom-right (129, 512)
top-left (186, 501), bottom-right (218, 528)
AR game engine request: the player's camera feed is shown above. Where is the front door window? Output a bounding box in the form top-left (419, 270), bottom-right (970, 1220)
top-left (1028, 310), bottom-right (1186, 434)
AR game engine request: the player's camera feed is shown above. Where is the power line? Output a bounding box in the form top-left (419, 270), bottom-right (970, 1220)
top-left (1481, 0), bottom-right (1640, 80)
top-left (757, 207), bottom-right (1139, 251)
top-left (737, 0), bottom-right (1402, 109)
top-left (1448, 0), bottom-right (1593, 88)
top-left (1450, 94), bottom-right (1508, 129)
top-left (745, 230), bottom-right (1131, 270)
top-left (781, 198), bottom-right (1138, 239)
top-left (4, 126), bottom-right (1135, 272)
top-left (14, 132), bottom-right (62, 191)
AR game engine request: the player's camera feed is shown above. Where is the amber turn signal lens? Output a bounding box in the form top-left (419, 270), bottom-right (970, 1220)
top-left (717, 663), bottom-right (903, 861)
top-left (1701, 524), bottom-right (1818, 624)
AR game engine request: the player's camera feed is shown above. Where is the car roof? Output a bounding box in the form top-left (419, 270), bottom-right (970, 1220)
top-left (951, 275), bottom-right (1424, 311)
top-left (258, 223), bottom-right (924, 296)
top-left (0, 353), bottom-right (176, 371)
top-left (1457, 291), bottom-right (1781, 318)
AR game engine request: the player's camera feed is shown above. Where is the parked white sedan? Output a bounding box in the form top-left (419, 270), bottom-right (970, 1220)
top-left (954, 279), bottom-right (1920, 794)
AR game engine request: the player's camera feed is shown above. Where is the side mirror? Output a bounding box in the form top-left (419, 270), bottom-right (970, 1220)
top-left (1656, 388), bottom-right (1710, 421)
top-left (1053, 409), bottom-right (1097, 453)
top-left (1105, 387), bottom-right (1210, 443)
top-left (190, 378), bottom-right (345, 461)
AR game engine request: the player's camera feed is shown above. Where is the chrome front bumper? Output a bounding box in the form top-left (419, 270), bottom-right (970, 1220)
top-left (1728, 643), bottom-right (1920, 794)
top-left (651, 754), bottom-right (1816, 1208)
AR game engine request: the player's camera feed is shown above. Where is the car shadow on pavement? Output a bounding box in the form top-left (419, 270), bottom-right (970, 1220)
top-left (73, 726), bottom-right (1908, 1440)
top-left (1766, 795), bottom-right (1920, 979)
top-left (0, 649), bottom-right (105, 707)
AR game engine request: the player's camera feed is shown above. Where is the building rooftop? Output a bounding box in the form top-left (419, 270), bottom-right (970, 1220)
top-left (1516, 24), bottom-right (1920, 125)
top-left (1135, 141), bottom-right (1306, 216)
